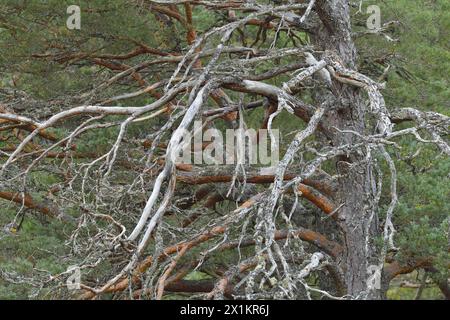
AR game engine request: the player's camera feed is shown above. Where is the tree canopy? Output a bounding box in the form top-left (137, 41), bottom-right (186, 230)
top-left (0, 0), bottom-right (448, 300)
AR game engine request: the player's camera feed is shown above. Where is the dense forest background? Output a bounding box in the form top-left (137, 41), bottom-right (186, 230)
top-left (0, 0), bottom-right (448, 299)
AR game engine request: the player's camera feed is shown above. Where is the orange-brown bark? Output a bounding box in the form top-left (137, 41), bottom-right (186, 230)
top-left (0, 191), bottom-right (57, 217)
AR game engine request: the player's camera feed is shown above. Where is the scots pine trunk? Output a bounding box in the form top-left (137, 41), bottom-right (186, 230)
top-left (313, 0), bottom-right (381, 299)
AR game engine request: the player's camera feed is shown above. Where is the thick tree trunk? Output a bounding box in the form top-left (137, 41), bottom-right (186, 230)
top-left (313, 0), bottom-right (381, 299)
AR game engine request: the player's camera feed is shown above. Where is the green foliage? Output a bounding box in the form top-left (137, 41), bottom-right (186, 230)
top-left (0, 0), bottom-right (179, 100)
top-left (0, 209), bottom-right (69, 299)
top-left (387, 285), bottom-right (443, 300)
top-left (356, 0), bottom-right (450, 115)
top-left (354, 0), bottom-right (450, 293)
